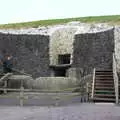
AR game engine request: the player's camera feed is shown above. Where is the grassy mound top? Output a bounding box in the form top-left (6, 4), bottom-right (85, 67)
top-left (0, 15), bottom-right (120, 29)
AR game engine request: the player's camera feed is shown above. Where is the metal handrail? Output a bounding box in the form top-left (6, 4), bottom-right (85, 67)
top-left (113, 53), bottom-right (119, 104)
top-left (91, 68), bottom-right (95, 99)
top-left (0, 73), bottom-right (13, 82)
top-left (12, 68), bottom-right (32, 77)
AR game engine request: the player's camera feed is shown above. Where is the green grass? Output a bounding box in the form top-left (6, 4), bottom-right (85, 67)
top-left (0, 15), bottom-right (120, 29)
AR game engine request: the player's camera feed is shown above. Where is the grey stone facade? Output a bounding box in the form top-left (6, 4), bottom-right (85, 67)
top-left (0, 23), bottom-right (117, 89)
top-left (72, 28), bottom-right (114, 75)
top-left (0, 33), bottom-right (50, 78)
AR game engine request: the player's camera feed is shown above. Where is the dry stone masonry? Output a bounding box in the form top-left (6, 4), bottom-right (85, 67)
top-left (0, 22), bottom-right (119, 89)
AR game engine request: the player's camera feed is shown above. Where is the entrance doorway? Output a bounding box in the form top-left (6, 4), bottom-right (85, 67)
top-left (54, 68), bottom-right (66, 77)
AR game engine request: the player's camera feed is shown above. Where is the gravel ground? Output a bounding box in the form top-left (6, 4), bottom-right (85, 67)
top-left (0, 103), bottom-right (120, 120)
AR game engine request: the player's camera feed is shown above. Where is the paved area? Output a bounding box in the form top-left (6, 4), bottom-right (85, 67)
top-left (0, 92), bottom-right (88, 106)
top-left (0, 104), bottom-right (120, 120)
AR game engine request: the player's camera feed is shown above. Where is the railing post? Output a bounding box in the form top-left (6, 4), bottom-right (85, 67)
top-left (86, 82), bottom-right (89, 102)
top-left (91, 68), bottom-right (95, 99)
top-left (3, 80), bottom-right (7, 94)
top-left (19, 79), bottom-right (24, 106)
top-left (19, 86), bottom-right (24, 107)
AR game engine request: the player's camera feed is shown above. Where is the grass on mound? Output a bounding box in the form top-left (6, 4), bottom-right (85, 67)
top-left (0, 15), bottom-right (120, 29)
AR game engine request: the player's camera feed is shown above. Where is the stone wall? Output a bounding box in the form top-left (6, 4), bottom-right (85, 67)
top-left (0, 33), bottom-right (50, 78)
top-left (8, 75), bottom-right (77, 90)
top-left (49, 27), bottom-right (77, 65)
top-left (72, 28), bottom-right (114, 75)
top-left (32, 77), bottom-right (77, 90)
top-left (0, 27), bottom-right (115, 81)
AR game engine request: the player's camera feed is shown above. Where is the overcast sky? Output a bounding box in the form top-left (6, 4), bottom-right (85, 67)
top-left (0, 0), bottom-right (120, 24)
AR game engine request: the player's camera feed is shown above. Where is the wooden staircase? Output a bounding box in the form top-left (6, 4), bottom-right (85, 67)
top-left (92, 70), bottom-right (115, 102)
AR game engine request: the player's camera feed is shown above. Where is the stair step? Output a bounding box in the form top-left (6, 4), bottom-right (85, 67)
top-left (95, 90), bottom-right (114, 94)
top-left (96, 77), bottom-right (113, 79)
top-left (95, 92), bottom-right (114, 95)
top-left (95, 79), bottom-right (113, 81)
top-left (96, 71), bottom-right (113, 73)
top-left (95, 78), bottom-right (113, 80)
top-left (95, 70), bottom-right (113, 73)
top-left (94, 94), bottom-right (115, 98)
top-left (95, 83), bottom-right (114, 87)
top-left (95, 82), bottom-right (114, 84)
top-left (94, 94), bottom-right (115, 97)
top-left (96, 70), bottom-right (112, 72)
top-left (95, 80), bottom-right (113, 82)
top-left (96, 72), bottom-right (113, 75)
top-left (96, 78), bottom-right (113, 80)
top-left (95, 84), bottom-right (114, 86)
top-left (92, 70), bottom-right (115, 102)
top-left (96, 74), bottom-right (113, 76)
top-left (93, 97), bottom-right (115, 102)
top-left (96, 84), bottom-right (114, 86)
top-left (95, 81), bottom-right (114, 83)
top-left (95, 87), bottom-right (114, 90)
top-left (95, 73), bottom-right (113, 76)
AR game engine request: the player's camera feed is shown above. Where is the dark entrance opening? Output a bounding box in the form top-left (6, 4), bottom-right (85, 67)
top-left (50, 63), bottom-right (71, 77)
top-left (58, 54), bottom-right (71, 64)
top-left (54, 68), bottom-right (66, 77)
